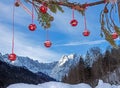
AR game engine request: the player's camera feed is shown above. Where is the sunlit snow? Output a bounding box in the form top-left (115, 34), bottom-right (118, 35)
top-left (7, 80), bottom-right (120, 88)
top-left (7, 81), bottom-right (91, 88)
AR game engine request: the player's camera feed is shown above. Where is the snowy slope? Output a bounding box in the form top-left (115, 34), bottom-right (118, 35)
top-left (0, 53), bottom-right (57, 75)
top-left (50, 54), bottom-right (80, 81)
top-left (7, 80), bottom-right (120, 88)
top-left (7, 82), bottom-right (91, 88)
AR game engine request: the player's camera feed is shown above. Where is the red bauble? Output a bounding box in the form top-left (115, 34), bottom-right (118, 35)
top-left (44, 40), bottom-right (52, 48)
top-left (59, 2), bottom-right (63, 5)
top-left (8, 53), bottom-right (16, 61)
top-left (14, 2), bottom-right (20, 7)
top-left (28, 24), bottom-right (37, 31)
top-left (70, 19), bottom-right (78, 27)
top-left (83, 30), bottom-right (90, 36)
top-left (40, 5), bottom-right (47, 14)
top-left (112, 32), bottom-right (118, 39)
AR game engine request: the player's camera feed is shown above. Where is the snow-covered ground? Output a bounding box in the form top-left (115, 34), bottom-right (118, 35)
top-left (7, 80), bottom-right (120, 88)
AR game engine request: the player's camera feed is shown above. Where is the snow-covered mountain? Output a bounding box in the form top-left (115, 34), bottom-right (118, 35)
top-left (0, 53), bottom-right (57, 75)
top-left (50, 54), bottom-right (80, 81)
top-left (0, 53), bottom-right (81, 81)
top-left (1, 52), bottom-right (120, 85)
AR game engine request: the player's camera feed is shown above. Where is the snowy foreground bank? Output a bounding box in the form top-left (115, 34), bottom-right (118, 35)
top-left (7, 80), bottom-right (120, 88)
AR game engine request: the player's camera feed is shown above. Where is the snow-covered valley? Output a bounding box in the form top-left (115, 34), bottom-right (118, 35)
top-left (7, 80), bottom-right (120, 88)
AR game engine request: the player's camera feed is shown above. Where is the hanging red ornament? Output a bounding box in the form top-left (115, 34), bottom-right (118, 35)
top-left (28, 1), bottom-right (37, 31)
top-left (40, 5), bottom-right (47, 14)
top-left (112, 32), bottom-right (118, 39)
top-left (83, 30), bottom-right (90, 36)
top-left (44, 40), bottom-right (52, 48)
top-left (28, 24), bottom-right (37, 31)
top-left (8, 53), bottom-right (16, 61)
top-left (83, 13), bottom-right (90, 37)
top-left (44, 30), bottom-right (52, 48)
top-left (70, 19), bottom-right (78, 27)
top-left (9, 1), bottom-right (17, 62)
top-left (70, 7), bottom-right (78, 27)
top-left (14, 1), bottom-right (20, 7)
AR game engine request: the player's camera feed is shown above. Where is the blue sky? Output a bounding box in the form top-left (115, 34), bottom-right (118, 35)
top-left (0, 0), bottom-right (120, 63)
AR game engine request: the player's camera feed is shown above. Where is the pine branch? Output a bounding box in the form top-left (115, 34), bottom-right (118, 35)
top-left (28, 0), bottom-right (105, 11)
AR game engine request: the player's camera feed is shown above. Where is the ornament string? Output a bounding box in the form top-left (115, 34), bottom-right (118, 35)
top-left (72, 7), bottom-right (74, 19)
top-left (20, 2), bottom-right (32, 16)
top-left (46, 30), bottom-right (49, 41)
top-left (32, 0), bottom-right (34, 23)
top-left (84, 13), bottom-right (87, 31)
top-left (46, 7), bottom-right (53, 41)
top-left (16, 0), bottom-right (20, 2)
top-left (12, 0), bottom-right (15, 54)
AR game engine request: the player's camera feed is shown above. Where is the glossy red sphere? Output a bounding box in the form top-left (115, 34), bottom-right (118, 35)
top-left (112, 32), bottom-right (118, 39)
top-left (14, 2), bottom-right (20, 7)
top-left (8, 53), bottom-right (16, 61)
top-left (40, 5), bottom-right (47, 14)
top-left (44, 40), bottom-right (52, 48)
top-left (59, 2), bottom-right (63, 5)
top-left (83, 30), bottom-right (90, 36)
top-left (28, 24), bottom-right (37, 31)
top-left (70, 19), bottom-right (78, 27)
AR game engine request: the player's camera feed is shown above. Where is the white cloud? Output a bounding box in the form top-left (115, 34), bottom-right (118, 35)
top-left (0, 1), bottom-right (62, 63)
top-left (0, 23), bottom-right (61, 63)
top-left (55, 40), bottom-right (106, 46)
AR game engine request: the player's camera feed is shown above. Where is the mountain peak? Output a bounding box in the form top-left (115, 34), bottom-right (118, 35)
top-left (68, 54), bottom-right (76, 59)
top-left (59, 55), bottom-right (68, 66)
top-left (50, 54), bottom-right (80, 81)
top-left (58, 54), bottom-right (76, 66)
